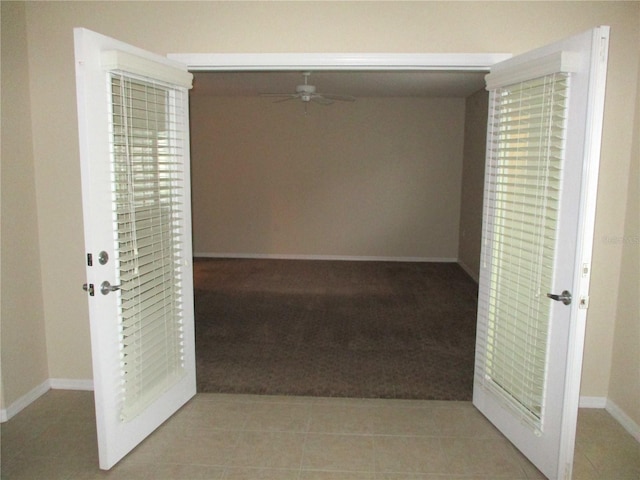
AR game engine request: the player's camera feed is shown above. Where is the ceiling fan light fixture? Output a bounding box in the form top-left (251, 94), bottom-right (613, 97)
top-left (296, 84), bottom-right (316, 94)
top-left (296, 84), bottom-right (316, 102)
top-left (261, 71), bottom-right (355, 106)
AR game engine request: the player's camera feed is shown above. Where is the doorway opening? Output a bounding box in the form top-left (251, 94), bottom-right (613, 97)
top-left (169, 54), bottom-right (509, 400)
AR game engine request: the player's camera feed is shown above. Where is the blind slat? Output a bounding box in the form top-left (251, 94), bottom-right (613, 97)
top-left (476, 72), bottom-right (570, 432)
top-left (109, 72), bottom-right (187, 422)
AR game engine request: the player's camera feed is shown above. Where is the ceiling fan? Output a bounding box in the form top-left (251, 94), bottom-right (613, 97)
top-left (260, 72), bottom-right (356, 105)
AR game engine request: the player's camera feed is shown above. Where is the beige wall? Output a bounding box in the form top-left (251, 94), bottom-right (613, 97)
top-left (1, 1), bottom-right (49, 407)
top-left (191, 96), bottom-right (465, 259)
top-left (458, 89), bottom-right (489, 281)
top-left (1, 1), bottom-right (637, 422)
top-left (607, 58), bottom-right (640, 427)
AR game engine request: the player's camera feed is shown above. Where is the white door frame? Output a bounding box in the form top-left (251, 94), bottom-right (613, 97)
top-left (168, 53), bottom-right (511, 72)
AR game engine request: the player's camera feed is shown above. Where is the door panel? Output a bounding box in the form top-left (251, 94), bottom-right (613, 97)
top-left (473, 27), bottom-right (609, 480)
top-left (74, 28), bottom-right (196, 470)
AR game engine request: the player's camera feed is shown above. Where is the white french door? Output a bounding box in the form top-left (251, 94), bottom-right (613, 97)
top-left (74, 28), bottom-right (196, 470)
top-left (473, 27), bottom-right (609, 480)
top-left (72, 25), bottom-right (608, 476)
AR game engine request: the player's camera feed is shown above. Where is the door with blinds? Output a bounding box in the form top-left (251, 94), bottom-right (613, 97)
top-left (74, 28), bottom-right (196, 469)
top-left (473, 27), bottom-right (609, 480)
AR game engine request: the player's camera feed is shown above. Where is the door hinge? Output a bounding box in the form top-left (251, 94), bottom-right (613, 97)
top-left (579, 295), bottom-right (590, 309)
top-left (600, 36), bottom-right (608, 62)
top-left (582, 263), bottom-right (590, 277)
top-left (87, 253), bottom-right (93, 266)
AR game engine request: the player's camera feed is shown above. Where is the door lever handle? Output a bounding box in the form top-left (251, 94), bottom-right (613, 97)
top-left (100, 281), bottom-right (121, 295)
top-left (547, 290), bottom-right (572, 305)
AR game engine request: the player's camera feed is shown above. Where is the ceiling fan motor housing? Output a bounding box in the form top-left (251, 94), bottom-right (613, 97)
top-left (296, 84), bottom-right (316, 102)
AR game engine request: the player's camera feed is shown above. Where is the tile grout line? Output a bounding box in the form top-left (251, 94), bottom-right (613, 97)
top-left (219, 410), bottom-right (250, 479)
top-left (296, 413), bottom-right (313, 480)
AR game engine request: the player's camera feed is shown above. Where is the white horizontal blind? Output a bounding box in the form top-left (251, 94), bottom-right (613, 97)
top-left (476, 73), bottom-right (570, 432)
top-left (109, 72), bottom-right (188, 422)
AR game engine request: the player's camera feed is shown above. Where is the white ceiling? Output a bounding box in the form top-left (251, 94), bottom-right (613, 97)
top-left (190, 70), bottom-right (488, 98)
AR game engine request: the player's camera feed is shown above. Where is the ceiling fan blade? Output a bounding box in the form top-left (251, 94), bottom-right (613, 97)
top-left (273, 96), bottom-right (299, 103)
top-left (260, 93), bottom-right (298, 98)
top-left (318, 93), bottom-right (356, 102)
top-left (311, 96), bottom-right (335, 106)
top-left (260, 93), bottom-right (301, 103)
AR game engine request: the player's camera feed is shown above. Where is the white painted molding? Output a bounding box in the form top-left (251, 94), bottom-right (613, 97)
top-left (578, 395), bottom-right (640, 440)
top-left (0, 379), bottom-right (50, 422)
top-left (1, 378), bottom-right (94, 423)
top-left (485, 51), bottom-right (580, 90)
top-left (579, 396), bottom-right (607, 408)
top-left (102, 50), bottom-right (193, 88)
top-left (193, 252), bottom-right (457, 263)
top-left (167, 53), bottom-right (512, 72)
top-left (606, 399), bottom-right (640, 442)
top-left (49, 378), bottom-right (94, 391)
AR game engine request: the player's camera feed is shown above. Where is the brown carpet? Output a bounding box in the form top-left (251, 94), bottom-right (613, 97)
top-left (194, 258), bottom-right (478, 400)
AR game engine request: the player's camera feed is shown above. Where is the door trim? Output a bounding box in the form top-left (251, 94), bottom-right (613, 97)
top-left (167, 53), bottom-right (512, 71)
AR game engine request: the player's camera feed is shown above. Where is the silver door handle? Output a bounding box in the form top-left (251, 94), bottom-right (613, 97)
top-left (100, 281), bottom-right (121, 295)
top-left (547, 290), bottom-right (572, 305)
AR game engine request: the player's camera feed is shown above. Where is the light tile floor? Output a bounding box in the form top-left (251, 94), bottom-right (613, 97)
top-left (1, 390), bottom-right (638, 479)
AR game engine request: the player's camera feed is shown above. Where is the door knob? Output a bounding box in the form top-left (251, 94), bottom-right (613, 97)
top-left (100, 281), bottom-right (121, 295)
top-left (546, 290), bottom-right (572, 305)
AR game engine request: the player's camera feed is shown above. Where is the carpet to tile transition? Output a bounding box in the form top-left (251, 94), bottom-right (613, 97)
top-left (194, 258), bottom-right (479, 401)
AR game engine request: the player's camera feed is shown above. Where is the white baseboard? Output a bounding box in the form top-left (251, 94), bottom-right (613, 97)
top-left (606, 398), bottom-right (640, 442)
top-left (579, 396), bottom-right (639, 441)
top-left (579, 396), bottom-right (607, 408)
top-left (194, 252), bottom-right (458, 263)
top-left (1, 378), bottom-right (94, 423)
top-left (0, 379), bottom-right (50, 422)
top-left (49, 378), bottom-right (94, 391)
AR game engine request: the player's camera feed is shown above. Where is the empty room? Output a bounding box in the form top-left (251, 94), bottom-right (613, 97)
top-left (189, 69), bottom-right (489, 401)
